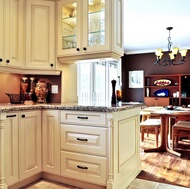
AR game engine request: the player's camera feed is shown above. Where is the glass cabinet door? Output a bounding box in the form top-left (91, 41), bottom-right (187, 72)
top-left (88, 0), bottom-right (105, 48)
top-left (61, 1), bottom-right (78, 50)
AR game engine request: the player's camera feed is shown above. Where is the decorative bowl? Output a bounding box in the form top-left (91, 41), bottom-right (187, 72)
top-left (154, 89), bottom-right (169, 97)
top-left (5, 93), bottom-right (21, 104)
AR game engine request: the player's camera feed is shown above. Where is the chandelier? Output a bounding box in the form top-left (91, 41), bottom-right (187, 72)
top-left (154, 27), bottom-right (188, 66)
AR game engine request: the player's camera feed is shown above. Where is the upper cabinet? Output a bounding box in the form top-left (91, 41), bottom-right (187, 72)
top-left (57, 0), bottom-right (123, 63)
top-left (0, 0), bottom-right (25, 68)
top-left (25, 0), bottom-right (56, 70)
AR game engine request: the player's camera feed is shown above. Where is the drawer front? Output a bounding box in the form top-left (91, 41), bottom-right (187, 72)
top-left (61, 151), bottom-right (107, 185)
top-left (61, 124), bottom-right (107, 156)
top-left (60, 111), bottom-right (106, 126)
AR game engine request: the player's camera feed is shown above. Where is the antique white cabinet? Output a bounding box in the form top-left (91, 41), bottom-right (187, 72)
top-left (57, 0), bottom-right (123, 63)
top-left (0, 0), bottom-right (25, 69)
top-left (19, 110), bottom-right (42, 180)
top-left (4, 112), bottom-right (19, 186)
top-left (42, 110), bottom-right (61, 175)
top-left (59, 108), bottom-right (141, 189)
top-left (25, 0), bottom-right (56, 70)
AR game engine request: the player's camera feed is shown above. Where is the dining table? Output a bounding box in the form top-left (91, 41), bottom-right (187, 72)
top-left (141, 106), bottom-right (190, 157)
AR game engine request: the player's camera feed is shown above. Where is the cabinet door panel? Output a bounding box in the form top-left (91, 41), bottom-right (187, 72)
top-left (42, 110), bottom-right (60, 175)
top-left (4, 112), bottom-right (19, 186)
top-left (26, 0), bottom-right (55, 69)
top-left (19, 110), bottom-right (41, 180)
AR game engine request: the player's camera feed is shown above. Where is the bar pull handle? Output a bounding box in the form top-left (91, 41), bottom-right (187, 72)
top-left (77, 116), bottom-right (88, 119)
top-left (6, 114), bottom-right (17, 118)
top-left (77, 138), bottom-right (88, 142)
top-left (77, 165), bottom-right (88, 170)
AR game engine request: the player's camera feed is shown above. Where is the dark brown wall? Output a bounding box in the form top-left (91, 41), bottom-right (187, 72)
top-left (0, 73), bottom-right (61, 103)
top-left (122, 51), bottom-right (190, 102)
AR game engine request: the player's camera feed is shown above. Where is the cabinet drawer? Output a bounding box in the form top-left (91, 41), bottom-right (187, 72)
top-left (60, 111), bottom-right (106, 126)
top-left (61, 124), bottom-right (107, 156)
top-left (61, 151), bottom-right (107, 185)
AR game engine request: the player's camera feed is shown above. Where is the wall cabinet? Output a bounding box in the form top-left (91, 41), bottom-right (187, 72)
top-left (0, 0), bottom-right (24, 68)
top-left (4, 112), bottom-right (19, 186)
top-left (57, 0), bottom-right (123, 63)
top-left (26, 0), bottom-right (56, 70)
top-left (19, 110), bottom-right (42, 180)
top-left (42, 110), bottom-right (60, 175)
top-left (144, 74), bottom-right (181, 106)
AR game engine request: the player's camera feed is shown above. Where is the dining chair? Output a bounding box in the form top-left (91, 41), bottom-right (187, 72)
top-left (172, 116), bottom-right (190, 149)
top-left (140, 118), bottom-right (161, 147)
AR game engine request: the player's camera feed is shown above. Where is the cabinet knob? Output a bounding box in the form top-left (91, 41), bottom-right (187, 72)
top-left (6, 60), bottom-right (10, 63)
top-left (21, 114), bottom-right (25, 118)
top-left (83, 47), bottom-right (87, 51)
top-left (50, 63), bottom-right (53, 67)
top-left (76, 48), bottom-right (80, 51)
top-left (0, 58), bottom-right (2, 62)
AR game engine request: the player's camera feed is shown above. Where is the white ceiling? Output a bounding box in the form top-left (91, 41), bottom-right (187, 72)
top-left (124, 0), bottom-right (190, 55)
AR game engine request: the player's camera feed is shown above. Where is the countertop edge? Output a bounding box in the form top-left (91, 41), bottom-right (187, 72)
top-left (0, 103), bottom-right (145, 113)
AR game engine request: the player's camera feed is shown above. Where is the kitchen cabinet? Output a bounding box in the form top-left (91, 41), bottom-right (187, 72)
top-left (59, 109), bottom-right (141, 189)
top-left (19, 110), bottom-right (42, 180)
top-left (57, 0), bottom-right (123, 63)
top-left (0, 0), bottom-right (25, 69)
top-left (60, 110), bottom-right (107, 185)
top-left (25, 0), bottom-right (56, 70)
top-left (4, 112), bottom-right (19, 186)
top-left (144, 74), bottom-right (180, 106)
top-left (42, 110), bottom-right (61, 175)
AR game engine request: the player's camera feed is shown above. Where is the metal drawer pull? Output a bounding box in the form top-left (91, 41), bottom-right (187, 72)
top-left (77, 138), bottom-right (88, 142)
top-left (77, 165), bottom-right (88, 170)
top-left (77, 116), bottom-right (88, 119)
top-left (6, 114), bottom-right (17, 118)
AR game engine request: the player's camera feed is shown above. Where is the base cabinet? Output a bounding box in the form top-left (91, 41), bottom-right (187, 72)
top-left (42, 110), bottom-right (61, 175)
top-left (4, 112), bottom-right (19, 186)
top-left (144, 97), bottom-right (170, 107)
top-left (19, 110), bottom-right (42, 180)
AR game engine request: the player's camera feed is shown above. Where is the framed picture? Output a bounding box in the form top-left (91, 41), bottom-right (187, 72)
top-left (129, 70), bottom-right (144, 88)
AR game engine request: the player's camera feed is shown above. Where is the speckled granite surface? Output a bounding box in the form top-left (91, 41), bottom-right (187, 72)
top-left (0, 102), bottom-right (144, 113)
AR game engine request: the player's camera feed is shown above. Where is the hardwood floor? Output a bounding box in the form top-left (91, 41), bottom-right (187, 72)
top-left (137, 134), bottom-right (190, 188)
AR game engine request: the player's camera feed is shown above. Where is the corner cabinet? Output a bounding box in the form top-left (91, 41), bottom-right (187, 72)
top-left (25, 0), bottom-right (56, 70)
top-left (0, 0), bottom-right (25, 68)
top-left (144, 74), bottom-right (181, 106)
top-left (57, 0), bottom-right (123, 63)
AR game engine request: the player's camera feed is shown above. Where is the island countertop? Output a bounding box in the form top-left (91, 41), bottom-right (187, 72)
top-left (0, 102), bottom-right (144, 113)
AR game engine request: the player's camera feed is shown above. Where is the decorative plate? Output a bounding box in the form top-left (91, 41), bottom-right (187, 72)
top-left (154, 79), bottom-right (171, 86)
top-left (154, 89), bottom-right (169, 97)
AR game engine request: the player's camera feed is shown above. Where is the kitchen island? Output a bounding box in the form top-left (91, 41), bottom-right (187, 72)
top-left (0, 103), bottom-right (142, 189)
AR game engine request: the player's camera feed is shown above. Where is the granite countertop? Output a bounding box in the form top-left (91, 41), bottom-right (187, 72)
top-left (0, 102), bottom-right (144, 113)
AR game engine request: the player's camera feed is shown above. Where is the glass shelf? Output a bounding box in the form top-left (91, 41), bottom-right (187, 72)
top-left (62, 35), bottom-right (76, 49)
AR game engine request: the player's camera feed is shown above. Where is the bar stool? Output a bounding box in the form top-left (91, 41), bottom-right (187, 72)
top-left (140, 118), bottom-right (161, 147)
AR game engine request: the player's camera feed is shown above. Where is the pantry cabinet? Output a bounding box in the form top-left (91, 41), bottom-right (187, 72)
top-left (57, 0), bottom-right (123, 63)
top-left (4, 112), bottom-right (19, 186)
top-left (25, 0), bottom-right (56, 70)
top-left (42, 110), bottom-right (61, 175)
top-left (0, 0), bottom-right (25, 68)
top-left (19, 110), bottom-right (42, 180)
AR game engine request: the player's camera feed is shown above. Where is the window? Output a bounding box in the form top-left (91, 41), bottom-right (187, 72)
top-left (77, 60), bottom-right (119, 105)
